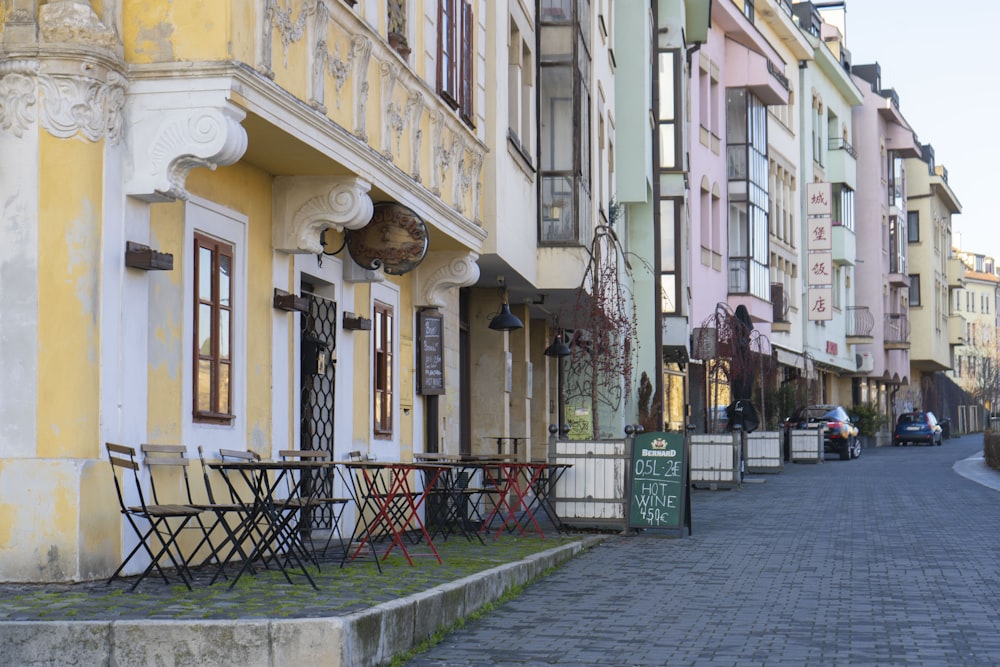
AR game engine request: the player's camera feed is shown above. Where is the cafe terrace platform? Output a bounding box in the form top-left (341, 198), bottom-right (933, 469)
top-left (0, 534), bottom-right (605, 667)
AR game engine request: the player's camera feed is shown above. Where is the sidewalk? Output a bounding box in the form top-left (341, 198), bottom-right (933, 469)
top-left (951, 450), bottom-right (1000, 491)
top-left (0, 533), bottom-right (605, 667)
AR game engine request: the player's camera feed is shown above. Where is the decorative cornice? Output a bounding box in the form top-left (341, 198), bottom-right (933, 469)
top-left (0, 62), bottom-right (39, 139)
top-left (125, 82), bottom-right (248, 201)
top-left (0, 61), bottom-right (127, 143)
top-left (0, 3), bottom-right (126, 144)
top-left (38, 69), bottom-right (127, 143)
top-left (416, 251), bottom-right (481, 308)
top-left (125, 62), bottom-right (486, 250)
top-left (272, 176), bottom-right (374, 254)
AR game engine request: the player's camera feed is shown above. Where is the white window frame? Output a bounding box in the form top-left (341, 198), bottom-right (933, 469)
top-left (369, 281), bottom-right (401, 460)
top-left (182, 197), bottom-right (248, 452)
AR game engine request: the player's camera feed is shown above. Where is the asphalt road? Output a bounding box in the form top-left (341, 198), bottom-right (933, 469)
top-left (405, 433), bottom-right (1000, 667)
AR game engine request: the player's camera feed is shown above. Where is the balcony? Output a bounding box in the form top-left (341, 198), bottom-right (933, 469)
top-left (884, 313), bottom-right (910, 350)
top-left (948, 314), bottom-right (966, 347)
top-left (831, 223), bottom-right (856, 266)
top-left (887, 270), bottom-right (909, 288)
top-left (845, 306), bottom-right (874, 344)
top-left (826, 138), bottom-right (857, 186)
top-left (723, 40), bottom-right (790, 106)
top-left (947, 257), bottom-right (967, 289)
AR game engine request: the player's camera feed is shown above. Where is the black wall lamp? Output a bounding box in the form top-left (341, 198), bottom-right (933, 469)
top-left (543, 330), bottom-right (571, 357)
top-left (487, 277), bottom-right (523, 331)
top-left (545, 327), bottom-right (570, 437)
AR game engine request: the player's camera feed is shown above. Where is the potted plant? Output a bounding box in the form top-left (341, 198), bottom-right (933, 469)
top-left (851, 402), bottom-right (886, 448)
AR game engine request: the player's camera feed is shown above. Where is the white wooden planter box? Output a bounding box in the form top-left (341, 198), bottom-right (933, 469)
top-left (789, 429), bottom-right (823, 463)
top-left (746, 431), bottom-right (783, 473)
top-left (690, 434), bottom-right (739, 488)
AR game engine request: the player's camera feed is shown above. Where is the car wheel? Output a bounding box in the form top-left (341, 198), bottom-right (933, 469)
top-left (852, 438), bottom-right (862, 459)
top-left (840, 439), bottom-right (851, 461)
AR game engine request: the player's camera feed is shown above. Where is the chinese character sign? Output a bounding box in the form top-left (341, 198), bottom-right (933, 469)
top-left (808, 288), bottom-right (833, 321)
top-left (807, 252), bottom-right (833, 287)
top-left (807, 217), bottom-right (833, 251)
top-left (807, 183), bottom-right (833, 217)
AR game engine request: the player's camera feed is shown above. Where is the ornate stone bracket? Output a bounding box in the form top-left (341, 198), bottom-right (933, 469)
top-left (415, 251), bottom-right (481, 308)
top-left (272, 176), bottom-right (374, 254)
top-left (125, 87), bottom-right (248, 202)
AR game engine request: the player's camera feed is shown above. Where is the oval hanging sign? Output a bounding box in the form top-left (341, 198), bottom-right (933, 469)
top-left (346, 202), bottom-right (429, 275)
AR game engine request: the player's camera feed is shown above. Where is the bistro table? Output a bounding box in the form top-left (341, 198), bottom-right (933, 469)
top-left (337, 460), bottom-right (448, 569)
top-left (477, 460), bottom-right (572, 539)
top-left (413, 454), bottom-right (489, 544)
top-left (208, 459), bottom-right (331, 589)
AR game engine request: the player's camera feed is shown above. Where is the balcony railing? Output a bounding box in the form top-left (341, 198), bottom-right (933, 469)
top-left (768, 59), bottom-right (790, 91)
top-left (828, 137), bottom-right (857, 159)
top-left (845, 306), bottom-right (874, 338)
top-left (884, 313), bottom-right (910, 348)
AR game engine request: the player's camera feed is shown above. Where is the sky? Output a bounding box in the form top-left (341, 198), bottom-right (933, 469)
top-left (841, 1), bottom-right (994, 257)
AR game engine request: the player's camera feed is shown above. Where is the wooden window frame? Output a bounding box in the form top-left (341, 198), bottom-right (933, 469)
top-left (437, 0), bottom-right (475, 127)
top-left (193, 232), bottom-right (235, 424)
top-left (373, 301), bottom-right (394, 438)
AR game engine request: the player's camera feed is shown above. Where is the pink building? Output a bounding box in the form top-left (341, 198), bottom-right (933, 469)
top-left (686, 0), bottom-right (789, 428)
top-left (850, 63), bottom-right (921, 419)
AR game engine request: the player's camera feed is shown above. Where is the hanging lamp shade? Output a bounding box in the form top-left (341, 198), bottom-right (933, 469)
top-left (544, 333), bottom-right (571, 357)
top-left (488, 302), bottom-right (523, 331)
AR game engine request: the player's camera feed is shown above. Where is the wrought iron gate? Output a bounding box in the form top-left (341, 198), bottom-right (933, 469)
top-left (300, 291), bottom-right (337, 531)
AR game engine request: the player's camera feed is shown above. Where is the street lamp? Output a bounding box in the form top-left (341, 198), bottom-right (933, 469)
top-left (544, 329), bottom-right (571, 435)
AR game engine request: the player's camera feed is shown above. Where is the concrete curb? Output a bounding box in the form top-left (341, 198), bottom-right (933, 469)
top-left (952, 452), bottom-right (1000, 492)
top-left (0, 536), bottom-right (606, 667)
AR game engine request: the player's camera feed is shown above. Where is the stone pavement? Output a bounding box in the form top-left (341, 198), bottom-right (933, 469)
top-left (405, 434), bottom-right (1000, 666)
top-left (3, 434), bottom-right (998, 666)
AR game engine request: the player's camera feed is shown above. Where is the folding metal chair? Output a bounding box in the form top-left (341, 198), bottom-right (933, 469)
top-left (105, 442), bottom-right (202, 590)
top-left (140, 443), bottom-right (251, 573)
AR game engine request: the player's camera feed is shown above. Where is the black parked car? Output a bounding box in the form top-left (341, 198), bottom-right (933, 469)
top-left (784, 404), bottom-right (861, 461)
top-left (892, 411), bottom-right (943, 446)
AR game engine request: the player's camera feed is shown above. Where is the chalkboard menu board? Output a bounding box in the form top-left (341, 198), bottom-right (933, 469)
top-left (417, 310), bottom-right (445, 395)
top-left (628, 431), bottom-right (689, 534)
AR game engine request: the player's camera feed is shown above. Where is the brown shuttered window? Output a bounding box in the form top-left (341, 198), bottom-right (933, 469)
top-left (438, 0), bottom-right (475, 128)
top-left (373, 301), bottom-right (394, 437)
top-left (193, 232), bottom-right (234, 424)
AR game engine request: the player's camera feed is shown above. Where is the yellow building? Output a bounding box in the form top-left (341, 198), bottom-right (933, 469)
top-left (904, 145), bottom-right (963, 411)
top-left (950, 251), bottom-right (999, 429)
top-left (0, 0), bottom-right (626, 583)
top-left (0, 0), bottom-right (550, 583)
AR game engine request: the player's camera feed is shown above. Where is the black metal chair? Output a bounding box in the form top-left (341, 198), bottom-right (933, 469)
top-left (105, 442), bottom-right (202, 590)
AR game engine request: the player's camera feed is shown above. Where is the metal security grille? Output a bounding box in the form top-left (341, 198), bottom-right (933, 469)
top-left (300, 291), bottom-right (337, 530)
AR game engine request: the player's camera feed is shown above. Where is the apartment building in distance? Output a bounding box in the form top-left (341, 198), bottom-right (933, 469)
top-left (903, 145), bottom-right (964, 415)
top-left (950, 250), bottom-right (1000, 429)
